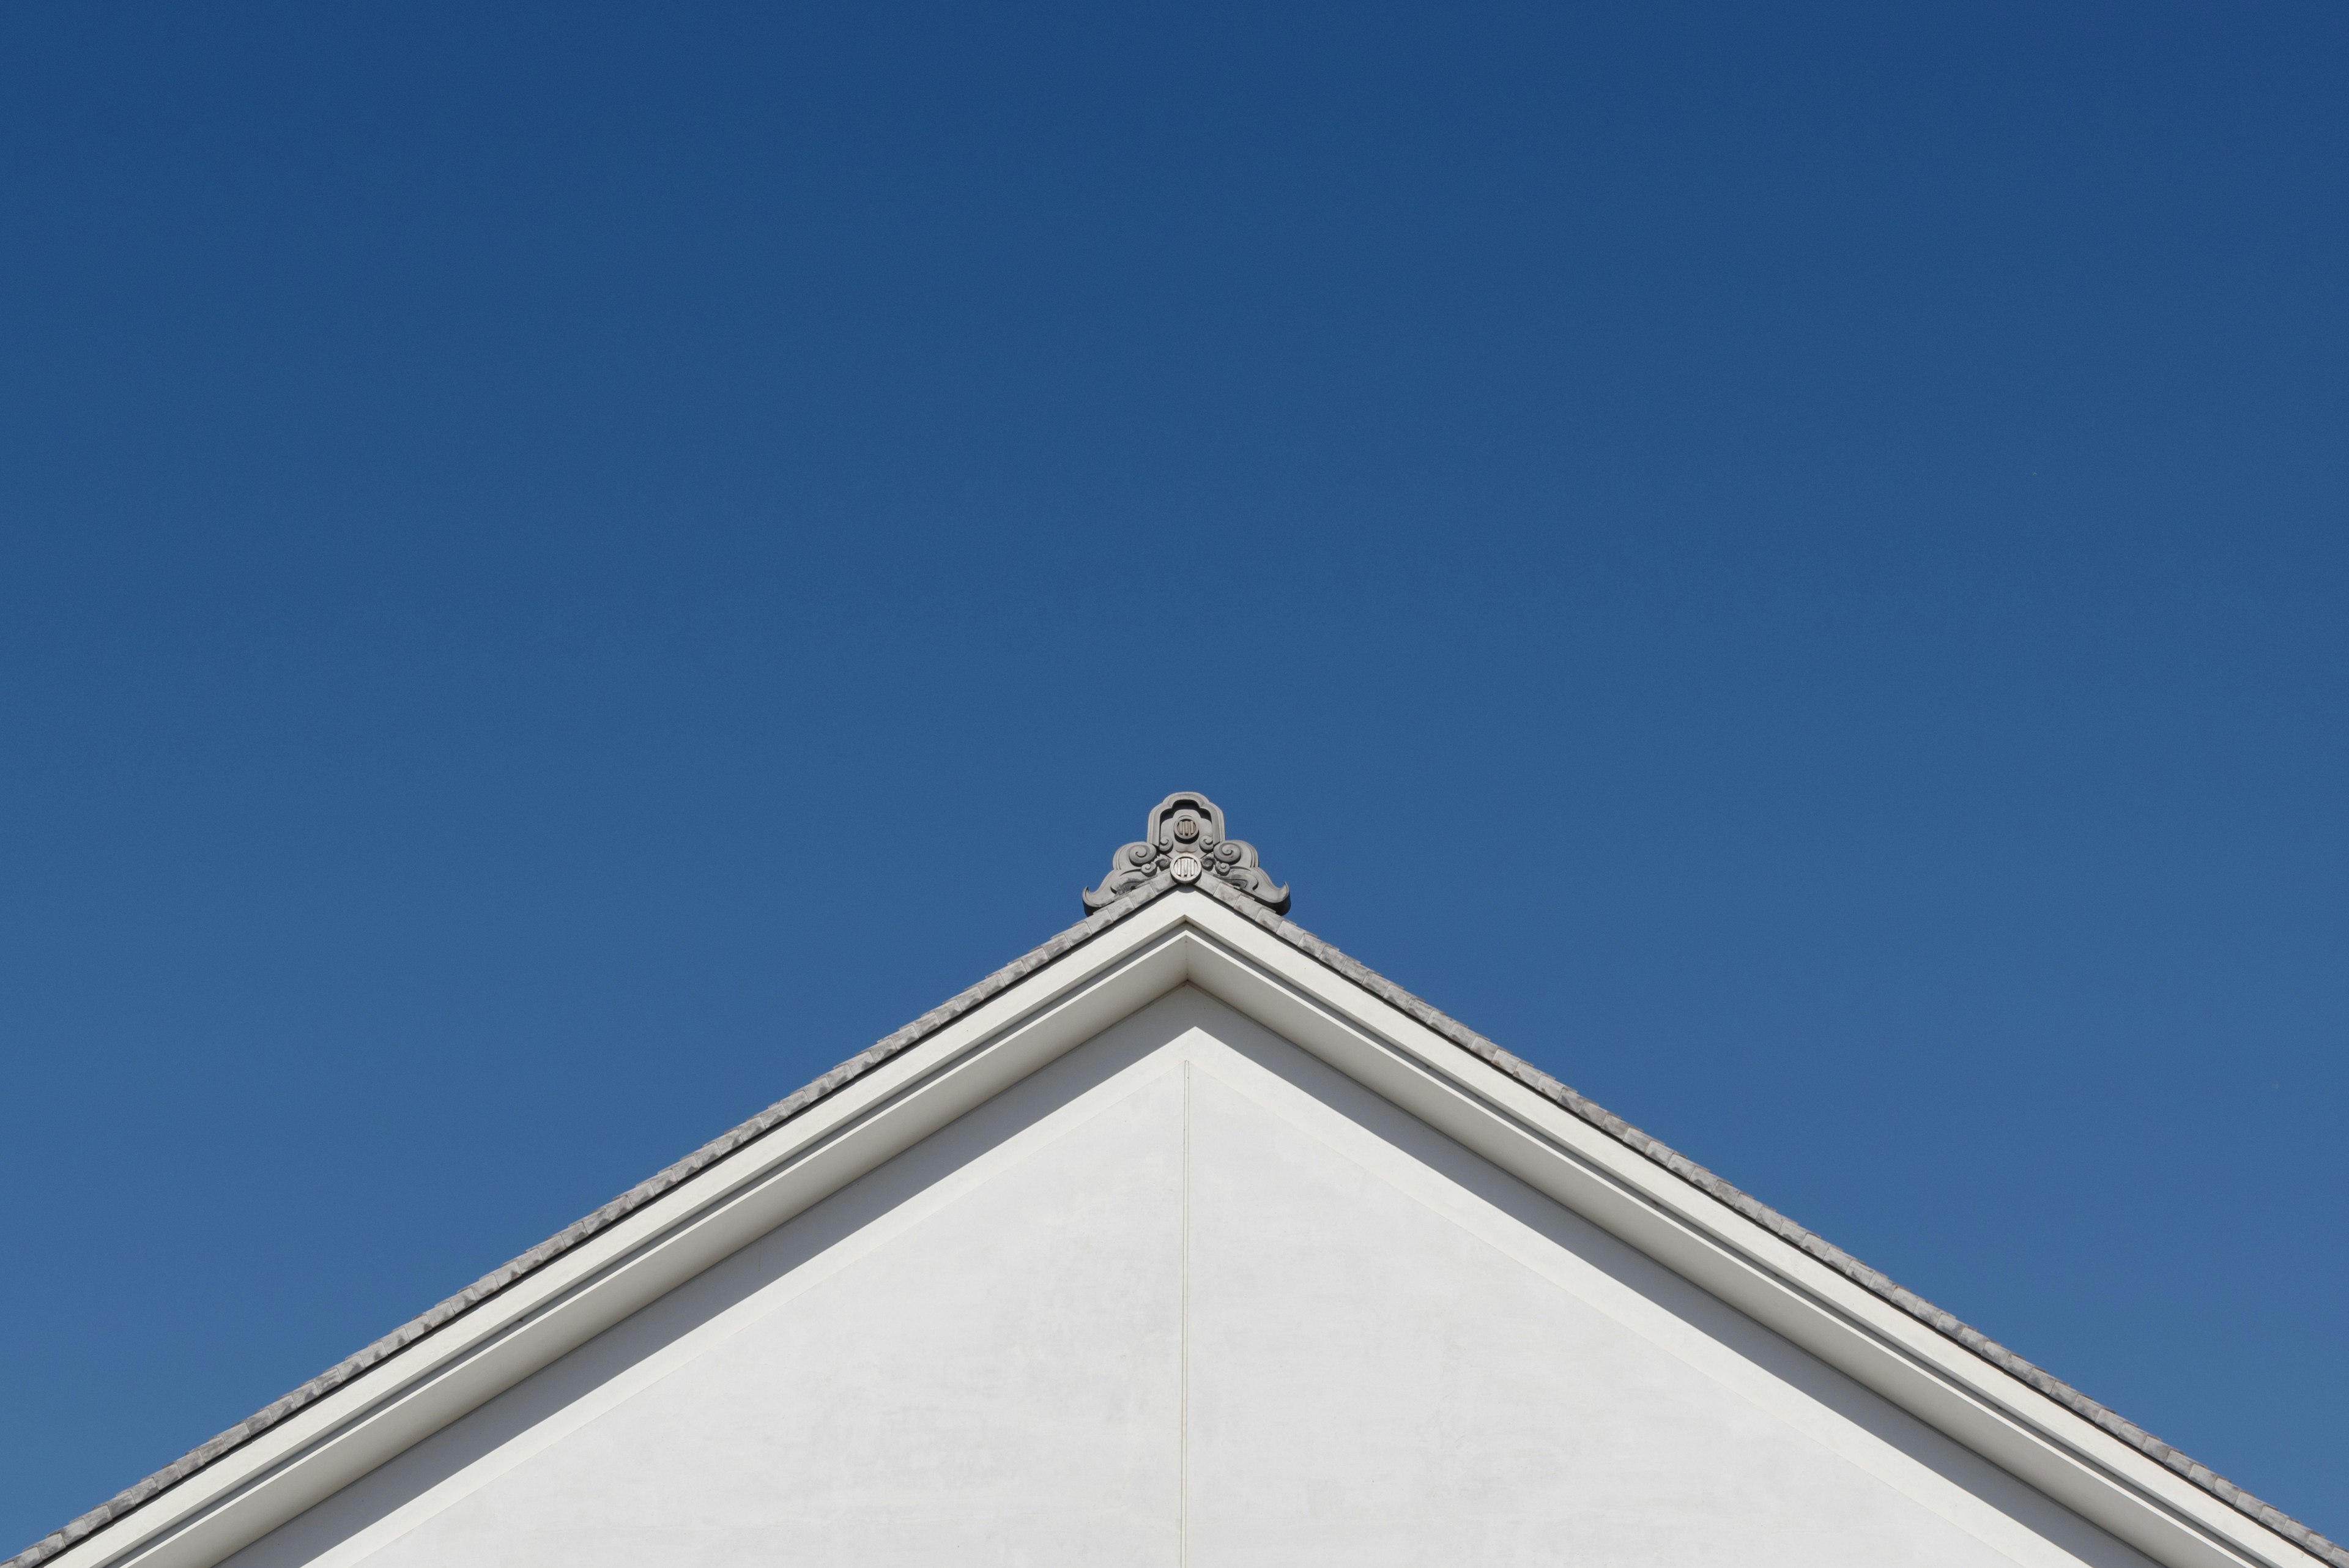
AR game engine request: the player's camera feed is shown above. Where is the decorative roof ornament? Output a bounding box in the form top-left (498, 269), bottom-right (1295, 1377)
top-left (1082, 791), bottom-right (1290, 915)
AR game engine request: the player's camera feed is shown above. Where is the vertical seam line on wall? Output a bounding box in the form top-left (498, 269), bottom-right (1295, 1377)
top-left (1179, 1060), bottom-right (1193, 1568)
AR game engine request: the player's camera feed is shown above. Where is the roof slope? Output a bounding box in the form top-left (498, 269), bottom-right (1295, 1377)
top-left (12, 868), bottom-right (2339, 1568)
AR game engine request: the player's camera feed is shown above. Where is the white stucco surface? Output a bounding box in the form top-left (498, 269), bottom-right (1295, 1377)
top-left (224, 988), bottom-right (2156, 1568)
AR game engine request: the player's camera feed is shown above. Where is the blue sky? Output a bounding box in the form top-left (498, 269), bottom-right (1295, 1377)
top-left (3, 0), bottom-right (2345, 1551)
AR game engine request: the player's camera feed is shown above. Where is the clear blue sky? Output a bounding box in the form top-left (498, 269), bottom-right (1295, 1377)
top-left (4, 1), bottom-right (2344, 1553)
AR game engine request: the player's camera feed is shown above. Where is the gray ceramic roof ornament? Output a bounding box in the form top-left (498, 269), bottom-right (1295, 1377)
top-left (1083, 791), bottom-right (1290, 915)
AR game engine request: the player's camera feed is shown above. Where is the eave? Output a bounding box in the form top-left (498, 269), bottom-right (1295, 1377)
top-left (13, 876), bottom-right (2338, 1568)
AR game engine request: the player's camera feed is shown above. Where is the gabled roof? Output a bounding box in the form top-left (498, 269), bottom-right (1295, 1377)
top-left (12, 795), bottom-right (2340, 1568)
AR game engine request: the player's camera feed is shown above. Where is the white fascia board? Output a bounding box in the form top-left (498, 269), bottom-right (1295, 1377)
top-left (58, 896), bottom-right (1204, 1568)
top-left (1165, 894), bottom-right (2325, 1568)
top-left (58, 890), bottom-right (2318, 1568)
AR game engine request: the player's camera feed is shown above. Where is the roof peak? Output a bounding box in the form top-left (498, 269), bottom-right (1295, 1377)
top-left (1082, 790), bottom-right (1290, 915)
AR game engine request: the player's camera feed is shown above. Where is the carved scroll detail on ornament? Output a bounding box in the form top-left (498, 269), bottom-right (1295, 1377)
top-left (1082, 791), bottom-right (1290, 914)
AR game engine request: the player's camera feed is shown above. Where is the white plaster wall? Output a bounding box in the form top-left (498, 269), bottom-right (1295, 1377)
top-left (225, 988), bottom-right (2156, 1568)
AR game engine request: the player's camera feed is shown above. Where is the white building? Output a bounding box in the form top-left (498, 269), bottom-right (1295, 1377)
top-left (14, 793), bottom-right (2339, 1568)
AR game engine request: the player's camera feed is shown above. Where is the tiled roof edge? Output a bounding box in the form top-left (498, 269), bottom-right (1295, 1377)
top-left (18, 876), bottom-right (2336, 1568)
top-left (1194, 877), bottom-right (2347, 1568)
top-left (4, 875), bottom-right (1178, 1568)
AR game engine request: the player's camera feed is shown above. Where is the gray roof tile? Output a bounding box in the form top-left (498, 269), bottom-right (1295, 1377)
top-left (12, 872), bottom-right (2338, 1568)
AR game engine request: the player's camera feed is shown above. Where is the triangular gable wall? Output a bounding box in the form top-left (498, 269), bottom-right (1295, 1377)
top-left (217, 989), bottom-right (2142, 1568)
top-left (14, 866), bottom-right (2339, 1568)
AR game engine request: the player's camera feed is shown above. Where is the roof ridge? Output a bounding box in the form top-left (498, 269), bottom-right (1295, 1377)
top-left (14, 868), bottom-right (2339, 1568)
